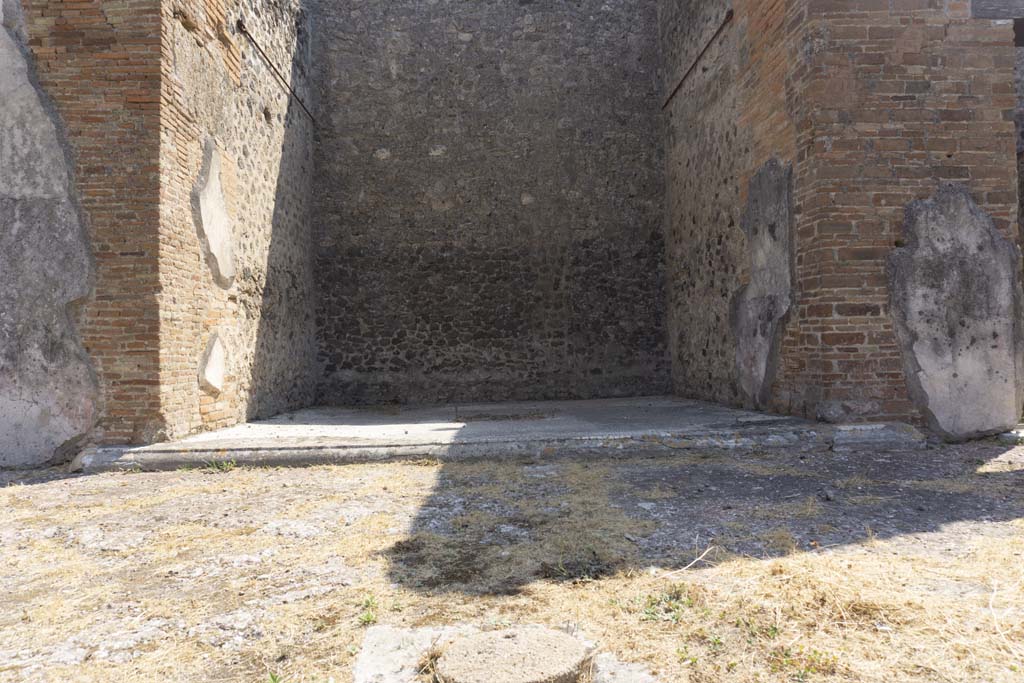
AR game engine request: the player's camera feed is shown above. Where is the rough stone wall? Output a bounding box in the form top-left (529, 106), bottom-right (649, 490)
top-left (311, 0), bottom-right (668, 405)
top-left (18, 0), bottom-right (164, 447)
top-left (661, 0), bottom-right (806, 408)
top-left (158, 0), bottom-right (317, 438)
top-left (0, 0), bottom-right (98, 467)
top-left (795, 3), bottom-right (1019, 425)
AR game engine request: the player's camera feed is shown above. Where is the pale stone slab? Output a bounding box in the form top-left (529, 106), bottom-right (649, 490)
top-left (354, 625), bottom-right (477, 683)
top-left (435, 627), bottom-right (591, 683)
top-left (0, 1), bottom-right (97, 467)
top-left (191, 141), bottom-right (235, 287)
top-left (889, 184), bottom-right (1024, 441)
top-left (199, 335), bottom-right (227, 394)
top-left (354, 625), bottom-right (661, 683)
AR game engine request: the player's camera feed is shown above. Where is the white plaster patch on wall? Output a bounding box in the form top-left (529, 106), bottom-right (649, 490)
top-left (0, 0), bottom-right (98, 466)
top-left (199, 334), bottom-right (227, 394)
top-left (730, 159), bottom-right (793, 410)
top-left (192, 139), bottom-right (236, 288)
top-left (0, 3), bottom-right (67, 200)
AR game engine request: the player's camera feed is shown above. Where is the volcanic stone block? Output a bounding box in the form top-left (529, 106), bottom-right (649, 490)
top-left (889, 184), bottom-right (1024, 441)
top-left (971, 0), bottom-right (1024, 19)
top-left (730, 159), bottom-right (793, 409)
top-left (0, 0), bottom-right (98, 467)
top-left (191, 140), bottom-right (235, 288)
top-left (435, 627), bottom-right (592, 683)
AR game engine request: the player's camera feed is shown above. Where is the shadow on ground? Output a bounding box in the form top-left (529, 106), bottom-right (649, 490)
top-left (384, 441), bottom-right (1024, 595)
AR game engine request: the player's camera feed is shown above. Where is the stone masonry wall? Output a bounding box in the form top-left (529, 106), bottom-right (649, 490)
top-left (661, 0), bottom-right (806, 409)
top-left (158, 0), bottom-right (317, 438)
top-left (18, 0), bottom-right (163, 448)
top-left (311, 0), bottom-right (668, 406)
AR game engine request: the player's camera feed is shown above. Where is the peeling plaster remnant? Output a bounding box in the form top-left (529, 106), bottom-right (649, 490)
top-left (0, 0), bottom-right (98, 467)
top-left (889, 184), bottom-right (1024, 441)
top-left (191, 140), bottom-right (235, 288)
top-left (199, 335), bottom-right (227, 394)
top-left (730, 160), bottom-right (793, 409)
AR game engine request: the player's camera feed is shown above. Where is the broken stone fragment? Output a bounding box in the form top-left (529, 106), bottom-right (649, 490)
top-left (198, 334), bottom-right (227, 394)
top-left (888, 183), bottom-right (1024, 441)
top-left (191, 140), bottom-right (235, 287)
top-left (730, 159), bottom-right (794, 409)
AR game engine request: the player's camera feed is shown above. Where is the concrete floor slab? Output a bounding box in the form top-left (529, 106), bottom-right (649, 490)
top-left (75, 397), bottom-right (829, 471)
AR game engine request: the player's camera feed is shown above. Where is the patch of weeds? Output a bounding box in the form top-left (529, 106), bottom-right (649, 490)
top-left (836, 475), bottom-right (873, 490)
top-left (849, 494), bottom-right (887, 506)
top-left (704, 633), bottom-right (725, 654)
top-left (676, 646), bottom-right (698, 666)
top-left (417, 643), bottom-right (444, 682)
top-left (538, 549), bottom-right (615, 584)
top-left (762, 527), bottom-right (798, 555)
top-left (358, 595), bottom-right (378, 626)
top-left (267, 673), bottom-right (283, 683)
top-left (794, 496), bottom-right (823, 518)
top-left (735, 616), bottom-right (780, 643)
top-left (204, 459), bottom-right (237, 473)
top-left (638, 584), bottom-right (697, 624)
top-left (768, 646), bottom-right (839, 681)
top-left (639, 484), bottom-right (677, 501)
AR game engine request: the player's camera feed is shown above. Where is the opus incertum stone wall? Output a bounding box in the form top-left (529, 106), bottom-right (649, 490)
top-left (158, 0), bottom-right (318, 439)
top-left (310, 0), bottom-right (669, 406)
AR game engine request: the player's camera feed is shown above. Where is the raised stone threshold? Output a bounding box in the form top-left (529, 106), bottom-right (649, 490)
top-left (73, 396), bottom-right (927, 473)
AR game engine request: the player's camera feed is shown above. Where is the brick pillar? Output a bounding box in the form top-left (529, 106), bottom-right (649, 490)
top-left (786, 1), bottom-right (1019, 423)
top-left (21, 0), bottom-right (164, 444)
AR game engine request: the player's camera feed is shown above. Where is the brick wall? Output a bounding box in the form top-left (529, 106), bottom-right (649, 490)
top-left (662, 0), bottom-right (1019, 424)
top-left (780, 1), bottom-right (1019, 422)
top-left (21, 0), bottom-right (164, 445)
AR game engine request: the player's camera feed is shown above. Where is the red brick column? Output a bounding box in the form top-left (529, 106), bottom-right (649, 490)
top-left (22, 0), bottom-right (164, 444)
top-left (778, 1), bottom-right (1019, 423)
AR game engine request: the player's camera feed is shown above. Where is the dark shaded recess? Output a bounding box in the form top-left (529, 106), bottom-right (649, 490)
top-left (309, 0), bottom-right (667, 406)
top-left (247, 5), bottom-right (319, 420)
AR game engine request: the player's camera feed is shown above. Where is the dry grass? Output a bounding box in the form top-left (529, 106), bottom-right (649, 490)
top-left (1, 450), bottom-right (1022, 683)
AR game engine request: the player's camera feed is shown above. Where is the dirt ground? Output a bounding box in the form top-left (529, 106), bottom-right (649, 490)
top-left (1, 441), bottom-right (1022, 682)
